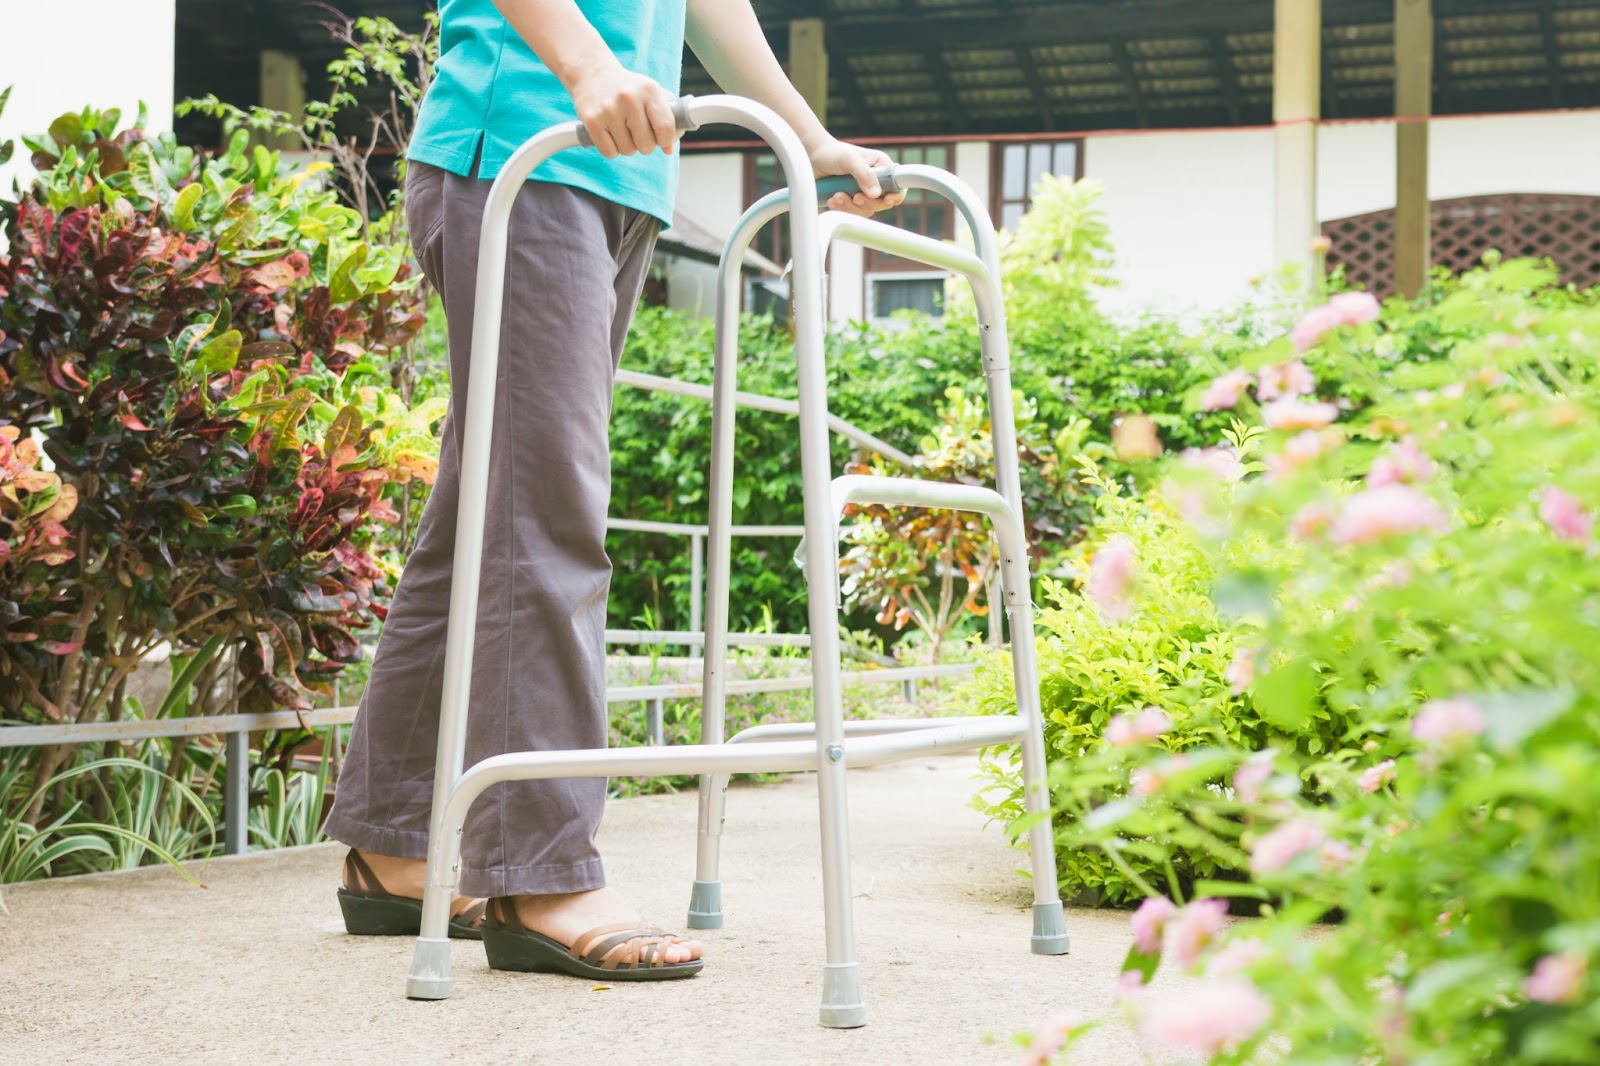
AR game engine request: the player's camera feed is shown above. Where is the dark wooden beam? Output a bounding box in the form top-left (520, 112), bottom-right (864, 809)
top-left (1210, 35), bottom-right (1243, 124)
top-left (801, 1), bottom-right (1404, 55)
top-left (1109, 40), bottom-right (1148, 127)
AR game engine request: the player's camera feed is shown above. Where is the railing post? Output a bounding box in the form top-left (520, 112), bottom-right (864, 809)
top-left (689, 532), bottom-right (706, 660)
top-left (224, 729), bottom-right (248, 855)
top-left (646, 698), bottom-right (666, 746)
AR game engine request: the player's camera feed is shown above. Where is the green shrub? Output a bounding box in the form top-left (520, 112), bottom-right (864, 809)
top-left (970, 463), bottom-right (1251, 906)
top-left (1003, 262), bottom-right (1600, 1063)
top-left (0, 102), bottom-right (433, 821)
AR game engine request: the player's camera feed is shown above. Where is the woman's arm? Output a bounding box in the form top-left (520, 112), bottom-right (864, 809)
top-left (686, 0), bottom-right (903, 215)
top-left (492, 0), bottom-right (680, 158)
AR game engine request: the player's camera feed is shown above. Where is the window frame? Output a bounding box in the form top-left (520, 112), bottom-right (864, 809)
top-left (989, 137), bottom-right (1086, 231)
top-left (864, 270), bottom-right (947, 324)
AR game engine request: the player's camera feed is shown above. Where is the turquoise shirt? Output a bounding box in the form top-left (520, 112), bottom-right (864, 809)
top-left (408, 0), bottom-right (687, 226)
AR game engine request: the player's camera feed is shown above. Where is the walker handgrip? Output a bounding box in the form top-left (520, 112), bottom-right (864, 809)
top-left (575, 95), bottom-right (700, 149)
top-left (815, 166), bottom-right (901, 201)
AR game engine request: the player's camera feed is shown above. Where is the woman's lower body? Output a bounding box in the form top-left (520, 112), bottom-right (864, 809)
top-left (324, 160), bottom-right (656, 899)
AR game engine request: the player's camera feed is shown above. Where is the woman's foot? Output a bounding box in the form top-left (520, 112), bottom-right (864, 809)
top-left (507, 886), bottom-right (704, 966)
top-left (343, 849), bottom-right (484, 922)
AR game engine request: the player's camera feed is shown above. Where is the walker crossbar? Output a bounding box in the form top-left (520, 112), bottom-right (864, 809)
top-left (405, 94), bottom-right (1069, 1027)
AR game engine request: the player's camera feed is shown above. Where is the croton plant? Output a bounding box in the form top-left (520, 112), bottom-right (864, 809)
top-left (0, 96), bottom-right (442, 792)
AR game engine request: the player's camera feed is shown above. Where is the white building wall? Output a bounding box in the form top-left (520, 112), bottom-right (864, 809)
top-left (0, 1), bottom-right (177, 191)
top-left (1088, 110), bottom-right (1600, 315)
top-left (677, 110), bottom-right (1600, 320)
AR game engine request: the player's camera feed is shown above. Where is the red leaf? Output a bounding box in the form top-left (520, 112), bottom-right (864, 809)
top-left (40, 640), bottom-right (84, 655)
top-left (118, 410), bottom-right (151, 431)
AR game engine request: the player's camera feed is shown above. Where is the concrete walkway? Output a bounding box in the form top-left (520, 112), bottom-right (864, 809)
top-left (1, 756), bottom-right (1172, 1065)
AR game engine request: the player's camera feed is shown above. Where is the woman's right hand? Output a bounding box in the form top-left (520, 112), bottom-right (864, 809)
top-left (568, 62), bottom-right (680, 159)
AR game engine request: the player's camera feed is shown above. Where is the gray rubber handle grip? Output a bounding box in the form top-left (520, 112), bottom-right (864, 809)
top-left (815, 166), bottom-right (901, 199)
top-left (576, 95), bottom-right (699, 149)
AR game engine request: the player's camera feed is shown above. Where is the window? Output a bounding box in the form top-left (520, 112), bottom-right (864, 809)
top-left (742, 142), bottom-right (959, 273)
top-left (863, 143), bottom-right (956, 272)
top-left (868, 273), bottom-right (944, 322)
top-left (992, 139), bottom-right (1083, 230)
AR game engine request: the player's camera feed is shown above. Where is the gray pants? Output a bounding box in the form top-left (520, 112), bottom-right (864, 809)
top-left (324, 162), bottom-right (659, 897)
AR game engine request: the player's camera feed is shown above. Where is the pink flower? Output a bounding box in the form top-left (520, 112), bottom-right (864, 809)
top-left (1225, 649), bottom-right (1258, 694)
top-left (1266, 429), bottom-right (1334, 480)
top-left (1201, 368), bottom-right (1252, 412)
top-left (1022, 1012), bottom-right (1086, 1066)
top-left (1357, 759), bottom-right (1397, 793)
top-left (1410, 697), bottom-right (1486, 745)
top-left (1207, 938), bottom-right (1267, 977)
top-left (1289, 303), bottom-right (1344, 353)
top-left (1539, 486), bottom-right (1593, 544)
top-left (1086, 535), bottom-right (1137, 621)
top-left (1181, 446), bottom-right (1244, 483)
top-left (1167, 898), bottom-right (1229, 969)
top-left (1319, 840), bottom-right (1354, 868)
top-left (1114, 968), bottom-right (1147, 1003)
top-left (1367, 437), bottom-right (1435, 488)
top-left (1290, 502), bottom-right (1335, 541)
top-left (1105, 706), bottom-right (1173, 747)
top-left (1257, 361), bottom-right (1317, 402)
top-left (1130, 766), bottom-right (1160, 796)
top-left (1233, 760), bottom-right (1273, 804)
top-left (1129, 896), bottom-right (1179, 954)
top-left (1141, 978), bottom-right (1271, 1054)
top-left (1329, 484), bottom-right (1449, 545)
top-left (1262, 397), bottom-right (1340, 431)
top-left (1526, 953), bottom-right (1587, 1005)
top-left (1251, 818), bottom-right (1325, 874)
top-left (1329, 291), bottom-right (1381, 326)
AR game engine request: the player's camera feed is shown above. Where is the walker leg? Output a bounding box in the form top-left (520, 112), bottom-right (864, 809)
top-left (406, 808), bottom-right (468, 999)
top-left (816, 749), bottom-right (866, 1028)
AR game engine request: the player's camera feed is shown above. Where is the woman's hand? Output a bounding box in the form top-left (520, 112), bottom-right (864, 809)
top-left (568, 61), bottom-right (681, 159)
top-left (808, 138), bottom-right (906, 217)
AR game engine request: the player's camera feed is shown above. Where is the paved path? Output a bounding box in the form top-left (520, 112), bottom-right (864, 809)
top-left (0, 756), bottom-right (1173, 1065)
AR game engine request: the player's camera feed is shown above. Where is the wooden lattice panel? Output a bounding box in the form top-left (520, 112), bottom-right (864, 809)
top-left (1323, 194), bottom-right (1600, 296)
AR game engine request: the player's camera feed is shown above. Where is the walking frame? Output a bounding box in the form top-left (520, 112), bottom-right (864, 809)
top-left (404, 94), bottom-right (1069, 1028)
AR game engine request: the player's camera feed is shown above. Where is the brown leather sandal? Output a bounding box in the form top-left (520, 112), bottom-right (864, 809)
top-left (480, 897), bottom-right (704, 981)
top-left (336, 850), bottom-right (487, 940)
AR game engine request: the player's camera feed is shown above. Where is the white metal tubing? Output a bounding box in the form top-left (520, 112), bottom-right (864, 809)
top-left (607, 517), bottom-right (805, 537)
top-left (814, 212), bottom-right (989, 286)
top-left (439, 718), bottom-right (1027, 840)
top-left (693, 192), bottom-right (790, 895)
top-left (689, 533), bottom-right (705, 659)
top-left (733, 100), bottom-right (870, 1028)
top-left (413, 120), bottom-right (589, 962)
top-left (615, 662), bottom-right (974, 703)
top-left (616, 368), bottom-right (915, 467)
top-left (725, 715), bottom-right (1016, 746)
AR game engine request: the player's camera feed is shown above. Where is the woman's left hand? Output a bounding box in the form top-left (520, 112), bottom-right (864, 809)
top-left (808, 138), bottom-right (906, 216)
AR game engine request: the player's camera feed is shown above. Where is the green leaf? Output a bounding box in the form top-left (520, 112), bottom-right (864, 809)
top-left (328, 242), bottom-right (370, 303)
top-left (172, 183), bottom-right (203, 232)
top-left (220, 495), bottom-right (258, 519)
top-left (1239, 336), bottom-right (1296, 371)
top-left (1120, 943), bottom-right (1161, 984)
top-left (194, 330), bottom-right (243, 375)
top-left (1192, 879), bottom-right (1271, 900)
top-left (1253, 657), bottom-right (1317, 732)
top-left (157, 634), bottom-right (228, 719)
top-left (47, 112), bottom-right (84, 149)
top-left (1211, 569), bottom-right (1276, 623)
top-left (1475, 686), bottom-right (1576, 750)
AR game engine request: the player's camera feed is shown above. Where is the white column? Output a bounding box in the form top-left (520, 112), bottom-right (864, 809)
top-left (1395, 0), bottom-right (1433, 297)
top-left (1273, 0), bottom-right (1321, 275)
